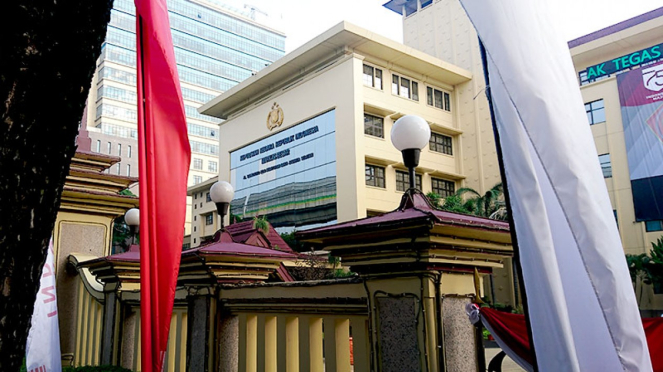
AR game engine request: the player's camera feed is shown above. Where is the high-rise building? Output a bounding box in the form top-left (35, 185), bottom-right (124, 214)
top-left (81, 0), bottom-right (285, 235)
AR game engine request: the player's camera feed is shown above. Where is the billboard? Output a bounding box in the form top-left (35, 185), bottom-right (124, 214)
top-left (229, 109), bottom-right (336, 227)
top-left (617, 61), bottom-right (663, 221)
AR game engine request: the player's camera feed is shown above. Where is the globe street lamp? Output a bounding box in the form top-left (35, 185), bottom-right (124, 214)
top-left (124, 208), bottom-right (140, 245)
top-left (391, 115), bottom-right (431, 190)
top-left (210, 180), bottom-right (234, 229)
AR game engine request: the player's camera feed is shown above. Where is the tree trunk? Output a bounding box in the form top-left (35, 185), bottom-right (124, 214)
top-left (0, 1), bottom-right (112, 370)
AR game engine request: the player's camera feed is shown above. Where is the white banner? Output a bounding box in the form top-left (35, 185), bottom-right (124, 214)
top-left (458, 0), bottom-right (651, 371)
top-left (26, 238), bottom-right (62, 372)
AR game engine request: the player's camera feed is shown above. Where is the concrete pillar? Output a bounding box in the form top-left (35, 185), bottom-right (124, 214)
top-left (219, 313), bottom-right (239, 372)
top-left (187, 294), bottom-right (213, 372)
top-left (100, 291), bottom-right (118, 365)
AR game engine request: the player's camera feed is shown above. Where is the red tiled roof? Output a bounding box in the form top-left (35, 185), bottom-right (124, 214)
top-left (298, 191), bottom-right (509, 238)
top-left (186, 241), bottom-right (295, 259)
top-left (225, 220), bottom-right (294, 252)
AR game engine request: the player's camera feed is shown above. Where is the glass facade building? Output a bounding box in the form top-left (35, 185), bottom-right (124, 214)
top-left (86, 0), bottom-right (285, 183)
top-left (83, 0), bottom-right (284, 235)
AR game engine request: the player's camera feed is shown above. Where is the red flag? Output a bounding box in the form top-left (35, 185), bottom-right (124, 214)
top-left (135, 0), bottom-right (191, 370)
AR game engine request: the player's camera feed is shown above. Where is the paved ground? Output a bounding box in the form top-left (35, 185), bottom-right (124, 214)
top-left (485, 346), bottom-right (525, 372)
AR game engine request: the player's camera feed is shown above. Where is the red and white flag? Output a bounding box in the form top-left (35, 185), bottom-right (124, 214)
top-left (134, 0), bottom-right (191, 370)
top-left (26, 238), bottom-right (62, 372)
top-left (458, 0), bottom-right (652, 371)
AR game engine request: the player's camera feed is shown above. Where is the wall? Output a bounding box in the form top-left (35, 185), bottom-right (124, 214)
top-left (401, 0), bottom-right (502, 194)
top-left (218, 54), bottom-right (360, 224)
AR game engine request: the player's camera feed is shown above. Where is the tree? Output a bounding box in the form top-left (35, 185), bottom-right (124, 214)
top-left (454, 183), bottom-right (505, 218)
top-left (429, 183), bottom-right (507, 220)
top-left (0, 1), bottom-right (112, 369)
top-left (252, 216), bottom-right (270, 234)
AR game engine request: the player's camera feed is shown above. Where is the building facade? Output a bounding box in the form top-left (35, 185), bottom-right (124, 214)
top-left (570, 8), bottom-right (663, 311)
top-left (82, 0), bottom-right (285, 234)
top-left (385, 0), bottom-right (663, 310)
top-left (190, 21), bottom-right (473, 246)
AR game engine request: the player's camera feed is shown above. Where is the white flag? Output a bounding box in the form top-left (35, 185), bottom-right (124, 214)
top-left (26, 238), bottom-right (62, 372)
top-left (458, 1), bottom-right (652, 371)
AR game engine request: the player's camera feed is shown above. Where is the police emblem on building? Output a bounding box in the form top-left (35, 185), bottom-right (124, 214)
top-left (267, 102), bottom-right (284, 131)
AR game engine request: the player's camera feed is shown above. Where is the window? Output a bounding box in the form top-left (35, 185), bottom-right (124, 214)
top-left (117, 144), bottom-right (122, 156)
top-left (363, 64), bottom-right (383, 89)
top-left (208, 161), bottom-right (218, 173)
top-left (116, 164), bottom-right (121, 175)
top-left (96, 140), bottom-right (101, 153)
top-left (432, 178), bottom-right (455, 197)
top-left (193, 226), bottom-right (197, 232)
top-left (193, 158), bottom-right (203, 170)
top-left (430, 132), bottom-right (453, 155)
top-left (598, 154), bottom-right (612, 178)
top-left (127, 145), bottom-right (132, 158)
top-left (392, 74), bottom-right (419, 101)
top-left (205, 214), bottom-right (214, 225)
top-left (427, 87), bottom-right (451, 111)
top-left (586, 99), bottom-right (605, 125)
top-left (126, 164), bottom-right (130, 176)
top-left (364, 114), bottom-right (384, 138)
top-left (206, 192), bottom-right (211, 202)
top-left (396, 171), bottom-right (422, 191)
top-left (107, 142), bottom-right (112, 154)
top-left (194, 175), bottom-right (203, 184)
top-left (646, 220), bottom-right (663, 232)
top-left (421, 0), bottom-right (433, 8)
top-left (365, 164), bottom-right (385, 188)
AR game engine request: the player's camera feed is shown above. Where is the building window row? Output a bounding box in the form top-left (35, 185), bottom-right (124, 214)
top-left (96, 103), bottom-right (137, 123)
top-left (366, 164), bottom-right (456, 196)
top-left (105, 26), bottom-right (254, 84)
top-left (363, 64), bottom-right (383, 89)
top-left (646, 220), bottom-right (663, 232)
top-left (188, 122), bottom-right (218, 139)
top-left (94, 140), bottom-right (132, 160)
top-left (364, 114), bottom-right (384, 138)
top-left (599, 153), bottom-right (612, 178)
top-left (190, 141), bottom-right (219, 155)
top-left (392, 74), bottom-right (419, 101)
top-left (185, 105), bottom-right (223, 123)
top-left (586, 99), bottom-right (606, 125)
top-left (430, 132), bottom-right (453, 155)
top-left (363, 113), bottom-right (454, 155)
top-left (99, 122), bottom-right (137, 139)
top-left (363, 64), bottom-right (453, 111)
top-left (113, 0), bottom-right (286, 53)
top-left (192, 158), bottom-right (217, 173)
top-left (395, 170), bottom-right (422, 191)
top-left (365, 164), bottom-right (386, 188)
top-left (97, 85), bottom-right (136, 104)
top-left (427, 87), bottom-right (451, 111)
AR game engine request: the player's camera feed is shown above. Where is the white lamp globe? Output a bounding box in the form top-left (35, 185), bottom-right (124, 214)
top-left (210, 181), bottom-right (234, 204)
top-left (125, 208), bottom-right (140, 227)
top-left (390, 115), bottom-right (431, 151)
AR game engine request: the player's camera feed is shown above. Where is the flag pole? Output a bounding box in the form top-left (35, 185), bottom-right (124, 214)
top-left (478, 39), bottom-right (539, 371)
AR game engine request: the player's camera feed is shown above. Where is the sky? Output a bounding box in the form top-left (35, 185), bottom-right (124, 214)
top-left (219, 0), bottom-right (662, 53)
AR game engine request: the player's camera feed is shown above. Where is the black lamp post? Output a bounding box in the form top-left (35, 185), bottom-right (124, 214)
top-left (391, 115), bottom-right (431, 190)
top-left (210, 180), bottom-right (234, 229)
top-left (124, 208), bottom-right (139, 245)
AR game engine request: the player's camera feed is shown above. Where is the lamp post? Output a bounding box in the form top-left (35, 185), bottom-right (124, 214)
top-left (391, 115), bottom-right (431, 190)
top-left (210, 180), bottom-right (234, 229)
top-left (125, 208), bottom-right (140, 245)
